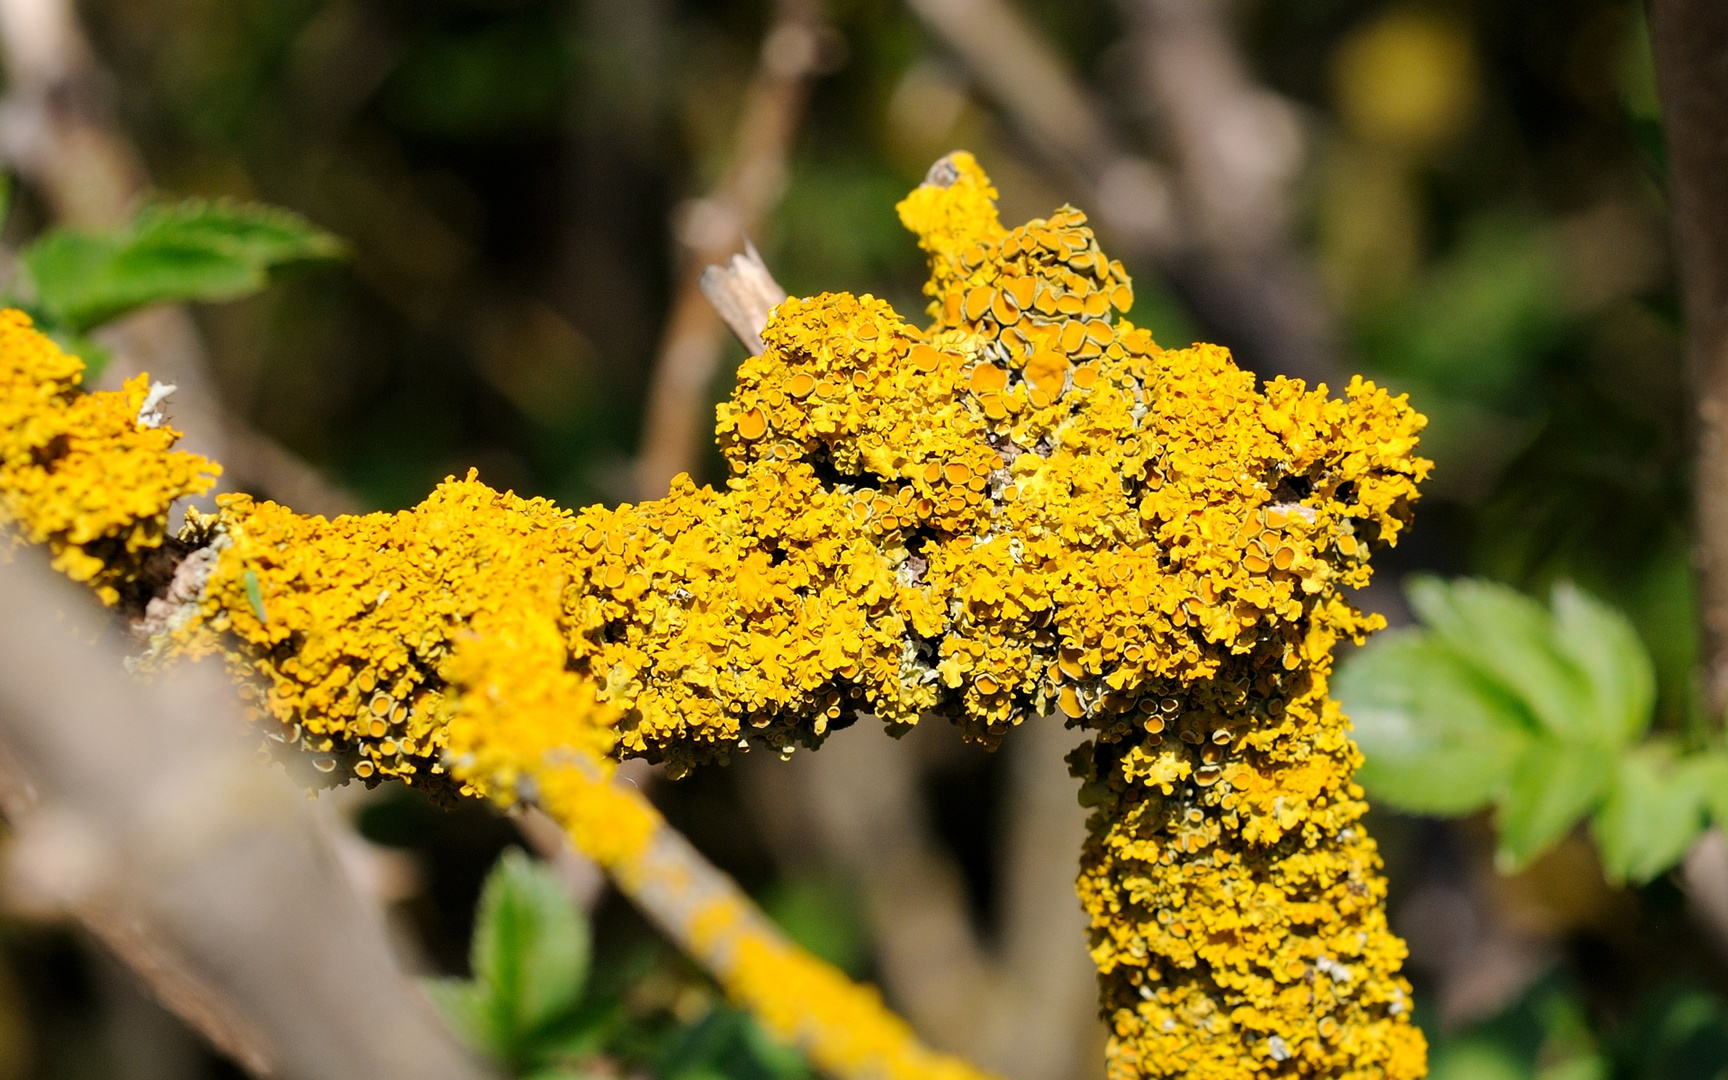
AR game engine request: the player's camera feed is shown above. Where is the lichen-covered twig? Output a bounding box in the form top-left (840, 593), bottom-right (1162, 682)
top-left (0, 153), bottom-right (1429, 1080)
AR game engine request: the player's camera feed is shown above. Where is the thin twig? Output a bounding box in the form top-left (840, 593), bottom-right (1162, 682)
top-left (634, 0), bottom-right (829, 499)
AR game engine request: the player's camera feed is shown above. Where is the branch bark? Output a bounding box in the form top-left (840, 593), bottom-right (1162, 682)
top-left (1649, 0), bottom-right (1728, 714)
top-left (0, 550), bottom-right (493, 1079)
top-left (1645, 0), bottom-right (1728, 958)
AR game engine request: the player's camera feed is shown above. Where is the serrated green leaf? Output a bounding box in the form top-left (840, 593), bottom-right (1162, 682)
top-left (1496, 740), bottom-right (1615, 870)
top-left (132, 200), bottom-right (347, 267)
top-left (1406, 576), bottom-right (1592, 741)
top-left (473, 848), bottom-right (590, 1046)
top-left (25, 230), bottom-right (262, 332)
top-left (1337, 629), bottom-right (1533, 814)
top-left (422, 977), bottom-right (503, 1056)
top-left (1550, 582), bottom-right (1656, 745)
top-left (21, 198), bottom-right (344, 333)
top-left (1591, 745), bottom-right (1710, 884)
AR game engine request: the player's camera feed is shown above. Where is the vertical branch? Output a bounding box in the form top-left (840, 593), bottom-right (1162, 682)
top-left (1648, 0), bottom-right (1728, 714)
top-left (633, 0), bottom-right (829, 499)
top-left (1647, 0), bottom-right (1728, 954)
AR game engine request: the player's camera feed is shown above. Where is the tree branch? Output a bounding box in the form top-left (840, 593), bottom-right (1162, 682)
top-left (0, 550), bottom-right (493, 1079)
top-left (1649, 0), bottom-right (1728, 713)
top-left (1645, 0), bottom-right (1728, 959)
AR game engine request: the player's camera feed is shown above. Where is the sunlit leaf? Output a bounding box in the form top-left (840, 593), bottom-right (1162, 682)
top-left (1497, 741), bottom-right (1615, 871)
top-left (472, 848), bottom-right (591, 1045)
top-left (1550, 582), bottom-right (1656, 745)
top-left (1592, 745), bottom-right (1710, 884)
top-left (1406, 576), bottom-right (1591, 741)
top-left (1337, 629), bottom-right (1533, 814)
top-left (21, 199), bottom-right (344, 333)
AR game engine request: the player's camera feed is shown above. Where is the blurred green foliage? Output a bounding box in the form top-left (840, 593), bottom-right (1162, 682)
top-left (428, 848), bottom-right (846, 1080)
top-left (425, 849), bottom-right (607, 1076)
top-left (1, 196), bottom-right (343, 375)
top-left (1339, 577), bottom-right (1728, 882)
top-left (1424, 974), bottom-right (1728, 1080)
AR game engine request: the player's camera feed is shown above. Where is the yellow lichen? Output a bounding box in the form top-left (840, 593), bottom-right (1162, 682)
top-left (0, 153), bottom-right (1432, 1080)
top-left (0, 310), bottom-right (218, 603)
top-left (441, 620), bottom-right (987, 1080)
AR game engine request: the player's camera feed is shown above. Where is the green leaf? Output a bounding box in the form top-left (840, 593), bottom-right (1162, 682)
top-left (21, 198), bottom-right (344, 333)
top-left (1693, 751), bottom-right (1728, 833)
top-left (1549, 582), bottom-right (1656, 745)
top-left (131, 200), bottom-right (346, 267)
top-left (1591, 745), bottom-right (1710, 884)
top-left (25, 230), bottom-right (257, 332)
top-left (472, 848), bottom-right (591, 1047)
top-left (1337, 629), bottom-right (1533, 814)
top-left (422, 977), bottom-right (503, 1056)
top-left (1496, 740), bottom-right (1615, 870)
top-left (1406, 576), bottom-right (1591, 741)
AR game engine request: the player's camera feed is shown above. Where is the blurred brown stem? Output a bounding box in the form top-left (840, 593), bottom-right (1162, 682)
top-left (634, 0), bottom-right (827, 498)
top-left (1649, 0), bottom-right (1728, 717)
top-left (743, 720), bottom-right (1097, 1080)
top-left (0, 551), bottom-right (493, 1079)
top-left (1647, 0), bottom-right (1728, 955)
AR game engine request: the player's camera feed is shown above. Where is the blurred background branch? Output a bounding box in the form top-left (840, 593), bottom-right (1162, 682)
top-left (0, 548), bottom-right (491, 1079)
top-left (634, 0), bottom-right (831, 499)
top-left (1647, 0), bottom-right (1728, 957)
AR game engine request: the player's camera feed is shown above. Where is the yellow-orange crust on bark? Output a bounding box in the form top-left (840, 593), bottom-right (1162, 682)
top-left (0, 151), bottom-right (1430, 1080)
